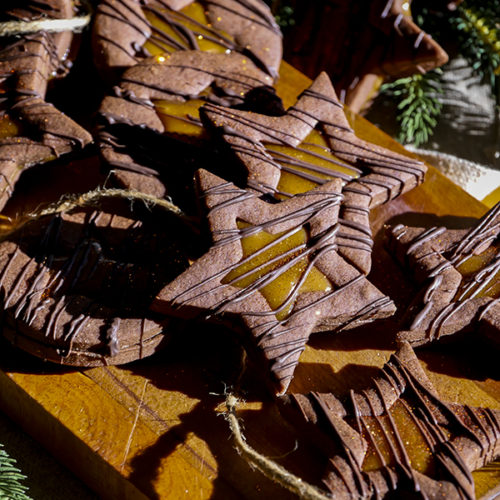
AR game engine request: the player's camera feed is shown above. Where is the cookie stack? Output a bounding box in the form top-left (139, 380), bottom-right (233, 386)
top-left (0, 1), bottom-right (498, 499)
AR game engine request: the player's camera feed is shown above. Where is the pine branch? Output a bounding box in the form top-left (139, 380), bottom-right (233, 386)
top-left (381, 71), bottom-right (443, 147)
top-left (452, 3), bottom-right (500, 96)
top-left (0, 445), bottom-right (31, 500)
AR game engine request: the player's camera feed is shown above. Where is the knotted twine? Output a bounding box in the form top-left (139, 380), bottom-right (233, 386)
top-left (224, 393), bottom-right (332, 500)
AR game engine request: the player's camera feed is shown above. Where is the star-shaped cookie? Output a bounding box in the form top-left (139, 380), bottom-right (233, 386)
top-left (277, 341), bottom-right (500, 499)
top-left (98, 50), bottom-right (276, 200)
top-left (93, 0), bottom-right (282, 82)
top-left (282, 0), bottom-right (448, 111)
top-left (151, 169), bottom-right (395, 395)
top-left (201, 72), bottom-right (426, 274)
top-left (0, 0), bottom-right (92, 210)
top-left (386, 202), bottom-right (499, 347)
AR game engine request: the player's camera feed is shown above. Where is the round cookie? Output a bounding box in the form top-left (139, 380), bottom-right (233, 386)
top-left (98, 50), bottom-right (281, 206)
top-left (0, 0), bottom-right (92, 211)
top-left (92, 0), bottom-right (282, 82)
top-left (0, 197), bottom-right (194, 366)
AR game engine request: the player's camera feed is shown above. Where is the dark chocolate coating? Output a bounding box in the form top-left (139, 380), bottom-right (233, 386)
top-left (0, 199), bottom-right (193, 365)
top-left (92, 0), bottom-right (282, 82)
top-left (386, 202), bottom-right (500, 347)
top-left (152, 169), bottom-right (395, 395)
top-left (201, 72), bottom-right (426, 274)
top-left (278, 341), bottom-right (500, 499)
top-left (0, 0), bottom-right (93, 210)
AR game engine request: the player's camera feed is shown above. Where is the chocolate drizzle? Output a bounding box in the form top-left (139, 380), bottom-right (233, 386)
top-left (202, 72), bottom-right (426, 274)
top-left (387, 202), bottom-right (500, 346)
top-left (0, 0), bottom-right (92, 210)
top-left (278, 342), bottom-right (500, 499)
top-left (0, 201), bottom-right (192, 365)
top-left (152, 170), bottom-right (395, 394)
top-left (93, 0), bottom-right (282, 79)
top-left (98, 50), bottom-right (274, 200)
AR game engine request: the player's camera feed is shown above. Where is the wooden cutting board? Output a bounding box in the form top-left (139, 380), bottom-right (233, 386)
top-left (0, 62), bottom-right (498, 500)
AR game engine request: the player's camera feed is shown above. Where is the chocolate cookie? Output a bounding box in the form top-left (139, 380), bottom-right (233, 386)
top-left (201, 72), bottom-right (426, 273)
top-left (281, 0), bottom-right (448, 111)
top-left (0, 0), bottom-right (93, 210)
top-left (386, 202), bottom-right (499, 347)
top-left (151, 169), bottom-right (396, 395)
top-left (92, 0), bottom-right (282, 82)
top-left (277, 341), bottom-right (500, 499)
top-left (98, 50), bottom-right (278, 203)
top-left (0, 197), bottom-right (194, 366)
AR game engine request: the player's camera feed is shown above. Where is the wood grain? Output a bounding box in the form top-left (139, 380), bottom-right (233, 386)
top-left (0, 62), bottom-right (498, 500)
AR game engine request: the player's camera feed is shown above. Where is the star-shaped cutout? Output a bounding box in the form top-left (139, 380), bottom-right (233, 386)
top-left (386, 202), bottom-right (500, 347)
top-left (151, 169), bottom-right (395, 395)
top-left (282, 0), bottom-right (448, 111)
top-left (277, 341), bottom-right (500, 499)
top-left (0, 1), bottom-right (92, 210)
top-left (201, 72), bottom-right (426, 274)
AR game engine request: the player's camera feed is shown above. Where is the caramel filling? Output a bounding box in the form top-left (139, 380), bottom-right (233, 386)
top-left (0, 114), bottom-right (20, 139)
top-left (154, 97), bottom-right (206, 138)
top-left (223, 221), bottom-right (331, 320)
top-left (360, 400), bottom-right (437, 475)
top-left (456, 244), bottom-right (500, 300)
top-left (264, 129), bottom-right (360, 198)
top-left (143, 2), bottom-right (233, 56)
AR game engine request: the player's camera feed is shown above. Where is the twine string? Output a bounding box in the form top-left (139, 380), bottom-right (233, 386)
top-left (224, 394), bottom-right (332, 500)
top-left (0, 1), bottom-right (92, 37)
top-left (0, 187), bottom-right (198, 239)
top-left (31, 187), bottom-right (185, 219)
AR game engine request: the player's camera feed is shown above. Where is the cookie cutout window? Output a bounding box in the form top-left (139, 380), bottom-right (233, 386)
top-left (357, 399), bottom-right (440, 475)
top-left (223, 220), bottom-right (331, 320)
top-left (454, 243), bottom-right (500, 300)
top-left (264, 127), bottom-right (361, 199)
top-left (142, 2), bottom-right (233, 56)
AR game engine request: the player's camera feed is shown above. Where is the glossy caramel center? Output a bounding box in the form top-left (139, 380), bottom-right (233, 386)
top-left (223, 221), bottom-right (331, 320)
top-left (264, 128), bottom-right (359, 199)
top-left (154, 97), bottom-right (206, 138)
top-left (143, 2), bottom-right (233, 56)
top-left (360, 400), bottom-right (437, 474)
top-left (455, 243), bottom-right (500, 299)
top-left (0, 114), bottom-right (20, 139)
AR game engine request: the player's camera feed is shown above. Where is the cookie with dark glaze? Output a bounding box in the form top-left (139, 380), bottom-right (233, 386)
top-left (201, 72), bottom-right (426, 274)
top-left (92, 0), bottom-right (282, 82)
top-left (98, 50), bottom-right (277, 202)
top-left (277, 341), bottom-right (500, 499)
top-left (0, 198), bottom-right (193, 366)
top-left (281, 0), bottom-right (448, 112)
top-left (0, 0), bottom-right (93, 210)
top-left (151, 169), bottom-right (396, 395)
top-left (386, 202), bottom-right (500, 347)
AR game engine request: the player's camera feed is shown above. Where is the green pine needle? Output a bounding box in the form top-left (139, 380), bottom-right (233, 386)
top-left (452, 3), bottom-right (500, 93)
top-left (381, 71), bottom-right (443, 147)
top-left (0, 445), bottom-right (31, 500)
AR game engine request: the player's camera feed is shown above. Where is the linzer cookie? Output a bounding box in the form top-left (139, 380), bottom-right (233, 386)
top-left (92, 0), bottom-right (282, 82)
top-left (281, 0), bottom-right (448, 112)
top-left (201, 72), bottom-right (426, 274)
top-left (151, 169), bottom-right (395, 395)
top-left (0, 197), bottom-right (194, 366)
top-left (0, 0), bottom-right (92, 210)
top-left (277, 341), bottom-right (500, 499)
top-left (98, 50), bottom-right (278, 202)
top-left (386, 202), bottom-right (500, 347)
